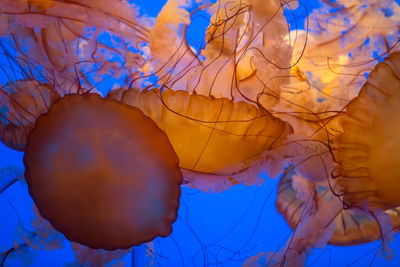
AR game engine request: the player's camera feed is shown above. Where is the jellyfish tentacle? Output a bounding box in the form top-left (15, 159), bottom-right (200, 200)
top-left (0, 165), bottom-right (24, 194)
top-left (276, 172), bottom-right (400, 246)
top-left (0, 80), bottom-right (59, 151)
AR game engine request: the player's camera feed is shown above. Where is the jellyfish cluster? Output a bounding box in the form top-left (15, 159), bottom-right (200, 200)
top-left (0, 0), bottom-right (399, 266)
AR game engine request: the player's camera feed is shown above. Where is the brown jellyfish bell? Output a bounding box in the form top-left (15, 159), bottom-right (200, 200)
top-left (108, 87), bottom-right (293, 192)
top-left (333, 52), bottom-right (400, 210)
top-left (24, 93), bottom-right (183, 250)
top-left (0, 79), bottom-right (59, 151)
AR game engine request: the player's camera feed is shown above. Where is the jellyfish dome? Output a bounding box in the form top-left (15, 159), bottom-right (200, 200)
top-left (24, 93), bottom-right (183, 250)
top-left (333, 52), bottom-right (400, 210)
top-left (110, 87), bottom-right (293, 192)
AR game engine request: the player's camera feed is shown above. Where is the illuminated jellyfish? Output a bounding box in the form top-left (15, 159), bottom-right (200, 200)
top-left (265, 0), bottom-right (400, 186)
top-left (245, 55), bottom-right (400, 267)
top-left (272, 0), bottom-right (400, 142)
top-left (321, 52), bottom-right (400, 265)
top-left (276, 172), bottom-right (400, 247)
top-left (243, 0), bottom-right (400, 265)
top-left (109, 87), bottom-right (293, 192)
top-left (0, 87), bottom-right (183, 262)
top-left (0, 90), bottom-right (183, 265)
top-left (333, 52), bottom-right (400, 210)
top-left (0, 0), bottom-right (297, 263)
top-left (0, 0), bottom-right (185, 264)
top-left (106, 0), bottom-right (301, 192)
top-left (24, 93), bottom-right (182, 249)
top-left (148, 0), bottom-right (292, 108)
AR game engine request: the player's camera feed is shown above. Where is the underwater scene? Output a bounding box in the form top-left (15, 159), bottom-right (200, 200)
top-left (1, 0), bottom-right (400, 266)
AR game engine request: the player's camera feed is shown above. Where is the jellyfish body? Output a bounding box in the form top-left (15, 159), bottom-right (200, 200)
top-left (245, 171), bottom-right (343, 267)
top-left (24, 93), bottom-right (182, 250)
top-left (0, 79), bottom-right (59, 151)
top-left (149, 0), bottom-right (291, 108)
top-left (110, 87), bottom-right (293, 191)
top-left (276, 172), bottom-right (400, 246)
top-left (333, 52), bottom-right (400, 210)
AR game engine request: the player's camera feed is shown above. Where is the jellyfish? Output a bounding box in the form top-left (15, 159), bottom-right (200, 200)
top-left (276, 172), bottom-right (400, 246)
top-left (272, 0), bottom-right (400, 138)
top-left (244, 53), bottom-right (400, 267)
top-left (148, 0), bottom-right (293, 108)
top-left (107, 0), bottom-right (315, 192)
top-left (109, 87), bottom-right (293, 192)
top-left (0, 0), bottom-right (179, 264)
top-left (333, 52), bottom-right (400, 210)
top-left (23, 93), bottom-right (182, 249)
top-left (242, 0), bottom-right (400, 265)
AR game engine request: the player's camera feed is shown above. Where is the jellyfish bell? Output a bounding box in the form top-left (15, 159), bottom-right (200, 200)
top-left (24, 93), bottom-right (183, 250)
top-left (276, 172), bottom-right (400, 246)
top-left (333, 52), bottom-right (400, 211)
top-left (109, 87), bottom-right (293, 192)
top-left (251, 170), bottom-right (399, 266)
top-left (0, 79), bottom-right (59, 151)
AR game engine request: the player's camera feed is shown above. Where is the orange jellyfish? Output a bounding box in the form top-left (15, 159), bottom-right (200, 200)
top-left (333, 52), bottom-right (400, 210)
top-left (109, 87), bottom-right (293, 192)
top-left (148, 0), bottom-right (292, 109)
top-left (115, 0), bottom-right (298, 192)
top-left (243, 0), bottom-right (400, 263)
top-left (276, 171), bottom-right (400, 246)
top-left (23, 93), bottom-right (183, 249)
top-left (245, 167), bottom-right (398, 266)
top-left (270, 0), bottom-right (400, 175)
top-left (247, 52), bottom-right (400, 267)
